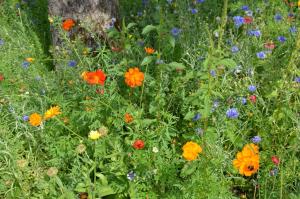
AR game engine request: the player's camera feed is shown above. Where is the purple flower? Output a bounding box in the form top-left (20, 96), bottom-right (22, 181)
top-left (22, 61), bottom-right (30, 69)
top-left (274, 13), bottom-right (282, 21)
top-left (196, 0), bottom-right (205, 3)
top-left (248, 30), bottom-right (261, 37)
top-left (256, 51), bottom-right (266, 59)
top-left (127, 171), bottom-right (136, 181)
top-left (241, 97), bottom-right (247, 105)
top-left (294, 77), bottom-right (300, 83)
top-left (210, 70), bottom-right (216, 77)
top-left (68, 60), bottom-right (77, 67)
top-left (23, 115), bottom-right (29, 121)
top-left (277, 36), bottom-right (286, 43)
top-left (190, 8), bottom-right (198, 14)
top-left (233, 16), bottom-right (244, 28)
top-left (226, 108), bottom-right (239, 119)
top-left (289, 26), bottom-right (297, 34)
top-left (171, 27), bottom-right (181, 37)
top-left (231, 46), bottom-right (239, 53)
top-left (241, 5), bottom-right (249, 11)
top-left (251, 136), bottom-right (261, 143)
top-left (248, 85), bottom-right (256, 92)
top-left (192, 113), bottom-right (201, 121)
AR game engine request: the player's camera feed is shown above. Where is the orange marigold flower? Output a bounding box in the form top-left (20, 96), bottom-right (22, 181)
top-left (62, 18), bottom-right (75, 31)
top-left (144, 47), bottom-right (155, 55)
top-left (182, 141), bottom-right (202, 161)
top-left (29, 113), bottom-right (42, 127)
top-left (44, 106), bottom-right (61, 120)
top-left (124, 68), bottom-right (144, 88)
top-left (124, 113), bottom-right (134, 123)
top-left (25, 57), bottom-right (34, 63)
top-left (82, 70), bottom-right (106, 85)
top-left (233, 143), bottom-right (260, 176)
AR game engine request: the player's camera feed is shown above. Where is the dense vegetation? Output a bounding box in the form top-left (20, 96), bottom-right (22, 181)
top-left (0, 0), bottom-right (299, 198)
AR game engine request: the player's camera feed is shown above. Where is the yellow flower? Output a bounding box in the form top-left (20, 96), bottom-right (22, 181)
top-left (233, 143), bottom-right (260, 176)
top-left (44, 106), bottom-right (61, 120)
top-left (25, 57), bottom-right (34, 63)
top-left (29, 113), bottom-right (42, 126)
top-left (88, 130), bottom-right (101, 140)
top-left (182, 141), bottom-right (202, 161)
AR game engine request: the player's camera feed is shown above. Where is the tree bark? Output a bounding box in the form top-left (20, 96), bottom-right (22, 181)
top-left (48, 0), bottom-right (119, 48)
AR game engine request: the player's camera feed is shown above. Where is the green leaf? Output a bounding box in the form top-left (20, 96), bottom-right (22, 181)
top-left (180, 162), bottom-right (198, 177)
top-left (96, 173), bottom-right (108, 186)
top-left (141, 56), bottom-right (153, 66)
top-left (98, 185), bottom-right (115, 197)
top-left (184, 111), bottom-right (194, 120)
top-left (127, 22), bottom-right (137, 30)
top-left (168, 62), bottom-right (186, 70)
top-left (142, 25), bottom-right (157, 35)
top-left (216, 58), bottom-right (236, 69)
top-left (169, 36), bottom-right (175, 48)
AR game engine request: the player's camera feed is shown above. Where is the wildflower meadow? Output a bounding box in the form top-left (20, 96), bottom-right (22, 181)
top-left (0, 0), bottom-right (299, 198)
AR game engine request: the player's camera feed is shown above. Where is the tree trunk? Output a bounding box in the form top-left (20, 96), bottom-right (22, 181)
top-left (48, 0), bottom-right (119, 48)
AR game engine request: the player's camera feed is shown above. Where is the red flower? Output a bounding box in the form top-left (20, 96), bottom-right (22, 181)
top-left (133, 139), bottom-right (145, 150)
top-left (0, 73), bottom-right (4, 82)
top-left (271, 156), bottom-right (280, 165)
top-left (243, 16), bottom-right (253, 24)
top-left (82, 70), bottom-right (106, 85)
top-left (62, 18), bottom-right (75, 31)
top-left (264, 42), bottom-right (275, 50)
top-left (249, 95), bottom-right (257, 103)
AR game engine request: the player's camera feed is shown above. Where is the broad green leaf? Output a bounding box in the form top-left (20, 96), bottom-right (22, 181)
top-left (127, 22), bottom-right (137, 30)
top-left (216, 58), bottom-right (236, 69)
top-left (180, 162), bottom-right (198, 177)
top-left (168, 62), bottom-right (186, 70)
top-left (142, 25), bottom-right (157, 35)
top-left (141, 56), bottom-right (153, 66)
top-left (184, 111), bottom-right (194, 120)
top-left (169, 36), bottom-right (175, 48)
top-left (98, 185), bottom-right (115, 197)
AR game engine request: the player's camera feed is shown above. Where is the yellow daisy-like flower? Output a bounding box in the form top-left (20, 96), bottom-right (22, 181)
top-left (44, 106), bottom-right (61, 120)
top-left (88, 130), bottom-right (101, 140)
top-left (182, 141), bottom-right (202, 161)
top-left (29, 113), bottom-right (42, 127)
top-left (25, 57), bottom-right (35, 63)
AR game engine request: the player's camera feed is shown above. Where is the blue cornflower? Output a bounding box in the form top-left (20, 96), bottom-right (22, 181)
top-left (233, 16), bottom-right (244, 28)
top-left (210, 70), bottom-right (216, 77)
top-left (196, 0), bottom-right (205, 3)
top-left (231, 46), bottom-right (239, 53)
top-left (241, 5), bottom-right (249, 11)
top-left (241, 97), bottom-right (247, 105)
top-left (288, 13), bottom-right (294, 18)
top-left (251, 136), bottom-right (261, 143)
top-left (190, 8), bottom-right (198, 14)
top-left (137, 11), bottom-right (143, 16)
top-left (213, 100), bottom-right (219, 108)
top-left (68, 60), bottom-right (77, 67)
top-left (274, 13), bottom-right (282, 21)
top-left (294, 77), bottom-right (300, 83)
top-left (127, 171), bottom-right (136, 181)
top-left (248, 85), bottom-right (256, 92)
top-left (195, 128), bottom-right (204, 136)
top-left (23, 115), bottom-right (29, 121)
top-left (171, 27), bottom-right (181, 37)
top-left (245, 10), bottom-right (253, 16)
top-left (0, 39), bottom-right (4, 46)
top-left (277, 36), bottom-right (286, 43)
top-left (22, 61), bottom-right (30, 68)
top-left (248, 30), bottom-right (261, 37)
top-left (192, 113), bottom-right (201, 121)
top-left (256, 51), bottom-right (266, 59)
top-left (142, 0), bottom-right (149, 6)
top-left (226, 108), bottom-right (239, 119)
top-left (289, 26), bottom-right (297, 34)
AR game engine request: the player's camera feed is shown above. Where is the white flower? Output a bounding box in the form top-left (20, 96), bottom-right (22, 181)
top-left (152, 147), bottom-right (159, 153)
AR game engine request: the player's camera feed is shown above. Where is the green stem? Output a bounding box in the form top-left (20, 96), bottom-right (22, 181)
top-left (93, 141), bottom-right (97, 199)
top-left (140, 64), bottom-right (149, 108)
top-left (218, 0), bottom-right (228, 50)
top-left (54, 117), bottom-right (83, 139)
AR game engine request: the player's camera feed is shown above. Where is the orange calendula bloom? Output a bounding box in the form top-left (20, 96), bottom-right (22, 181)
top-left (233, 143), bottom-right (259, 176)
top-left (25, 58), bottom-right (34, 63)
top-left (44, 106), bottom-right (61, 120)
top-left (182, 141), bottom-right (202, 161)
top-left (62, 18), bottom-right (75, 31)
top-left (144, 47), bottom-right (155, 55)
top-left (29, 113), bottom-right (42, 127)
top-left (124, 68), bottom-right (144, 88)
top-left (124, 113), bottom-right (134, 123)
top-left (82, 70), bottom-right (106, 85)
